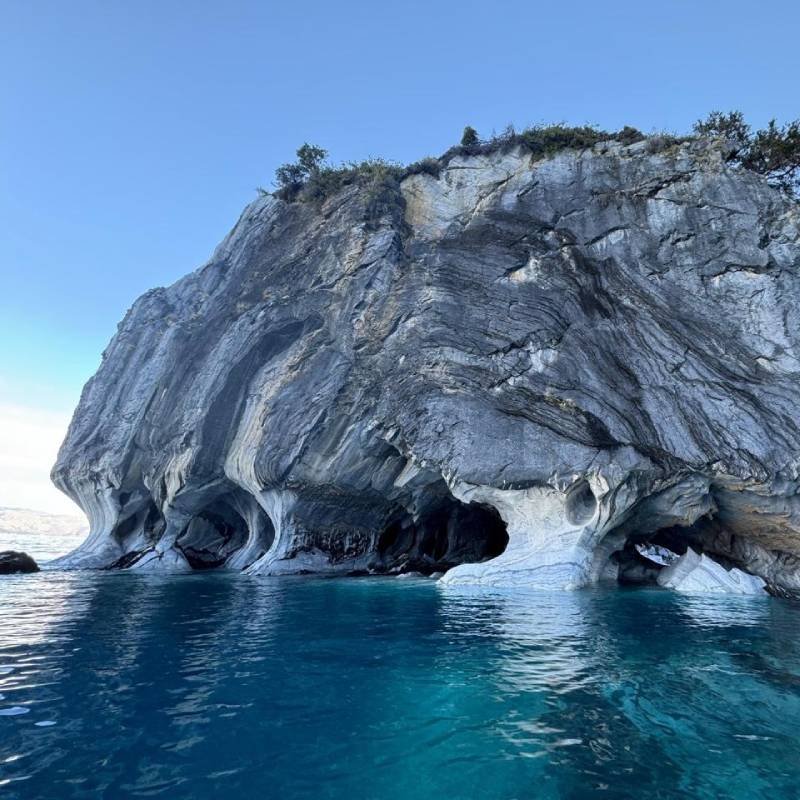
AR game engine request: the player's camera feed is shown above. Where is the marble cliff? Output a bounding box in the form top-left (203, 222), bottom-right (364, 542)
top-left (52, 137), bottom-right (800, 595)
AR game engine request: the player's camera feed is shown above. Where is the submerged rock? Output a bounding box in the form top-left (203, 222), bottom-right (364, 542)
top-left (0, 551), bottom-right (39, 575)
top-left (395, 571), bottom-right (425, 580)
top-left (657, 549), bottom-right (766, 595)
top-left (51, 137), bottom-right (800, 591)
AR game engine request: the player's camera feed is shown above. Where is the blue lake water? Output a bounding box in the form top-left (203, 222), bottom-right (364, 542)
top-left (2, 570), bottom-right (800, 799)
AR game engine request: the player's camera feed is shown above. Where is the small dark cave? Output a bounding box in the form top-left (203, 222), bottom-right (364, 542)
top-left (607, 516), bottom-right (717, 587)
top-left (176, 497), bottom-right (251, 570)
top-left (106, 498), bottom-right (168, 569)
top-left (375, 497), bottom-right (509, 575)
top-left (111, 498), bottom-right (165, 544)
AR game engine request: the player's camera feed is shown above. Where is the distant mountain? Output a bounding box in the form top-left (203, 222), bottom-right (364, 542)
top-left (0, 506), bottom-right (88, 562)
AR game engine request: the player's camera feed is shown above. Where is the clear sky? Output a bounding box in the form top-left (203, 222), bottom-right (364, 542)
top-left (1, 0), bottom-right (799, 513)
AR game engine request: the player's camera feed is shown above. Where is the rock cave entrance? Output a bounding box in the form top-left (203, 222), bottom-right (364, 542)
top-left (113, 498), bottom-right (165, 545)
top-left (608, 525), bottom-right (694, 586)
top-left (377, 497), bottom-right (509, 575)
top-left (603, 512), bottom-right (751, 588)
top-left (176, 496), bottom-right (257, 570)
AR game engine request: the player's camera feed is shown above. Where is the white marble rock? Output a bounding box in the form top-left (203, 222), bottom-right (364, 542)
top-left (657, 549), bottom-right (767, 595)
top-left (49, 139), bottom-right (800, 593)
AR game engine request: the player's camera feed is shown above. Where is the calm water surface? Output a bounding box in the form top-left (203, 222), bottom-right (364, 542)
top-left (1, 571), bottom-right (800, 799)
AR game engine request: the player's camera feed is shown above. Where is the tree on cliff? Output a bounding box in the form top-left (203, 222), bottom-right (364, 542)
top-left (461, 126), bottom-right (479, 147)
top-left (694, 111), bottom-right (800, 195)
top-left (275, 143), bottom-right (328, 194)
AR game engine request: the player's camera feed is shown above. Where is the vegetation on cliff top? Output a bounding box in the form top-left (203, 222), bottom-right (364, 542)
top-left (692, 111), bottom-right (800, 195)
top-left (263, 112), bottom-right (800, 212)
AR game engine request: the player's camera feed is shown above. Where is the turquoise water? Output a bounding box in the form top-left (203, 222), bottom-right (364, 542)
top-left (1, 572), bottom-right (800, 799)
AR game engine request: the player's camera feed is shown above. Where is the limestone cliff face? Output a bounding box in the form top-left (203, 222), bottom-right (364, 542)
top-left (52, 139), bottom-right (800, 592)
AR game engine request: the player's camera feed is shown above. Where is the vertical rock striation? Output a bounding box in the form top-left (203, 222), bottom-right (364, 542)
top-left (52, 138), bottom-right (800, 593)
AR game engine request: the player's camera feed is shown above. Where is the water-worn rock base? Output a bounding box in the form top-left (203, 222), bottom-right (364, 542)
top-left (52, 138), bottom-right (800, 594)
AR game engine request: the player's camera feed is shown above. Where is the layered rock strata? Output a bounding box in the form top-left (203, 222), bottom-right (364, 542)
top-left (53, 138), bottom-right (800, 593)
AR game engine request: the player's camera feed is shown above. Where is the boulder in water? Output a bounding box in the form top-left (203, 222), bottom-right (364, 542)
top-left (0, 551), bottom-right (39, 575)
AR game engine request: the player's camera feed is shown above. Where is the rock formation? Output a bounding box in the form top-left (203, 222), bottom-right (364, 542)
top-left (0, 551), bottom-right (40, 575)
top-left (52, 137), bottom-right (800, 594)
top-left (657, 548), bottom-right (766, 595)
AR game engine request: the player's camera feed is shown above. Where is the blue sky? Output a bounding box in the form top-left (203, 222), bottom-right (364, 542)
top-left (1, 0), bottom-right (799, 511)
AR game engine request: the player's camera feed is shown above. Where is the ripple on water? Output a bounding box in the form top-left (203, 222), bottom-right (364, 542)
top-left (0, 707), bottom-right (29, 716)
top-left (1, 572), bottom-right (800, 800)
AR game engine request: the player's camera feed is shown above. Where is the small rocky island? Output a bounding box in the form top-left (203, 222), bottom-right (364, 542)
top-left (52, 123), bottom-right (800, 596)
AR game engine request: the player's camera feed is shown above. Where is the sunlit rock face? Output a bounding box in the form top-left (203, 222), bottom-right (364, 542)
top-left (657, 548), bottom-right (766, 595)
top-left (52, 139), bottom-right (800, 593)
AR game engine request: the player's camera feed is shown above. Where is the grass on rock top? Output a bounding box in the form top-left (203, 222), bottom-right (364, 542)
top-left (263, 112), bottom-right (800, 216)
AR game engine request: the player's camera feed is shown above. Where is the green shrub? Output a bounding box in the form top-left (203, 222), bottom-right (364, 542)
top-left (277, 155), bottom-right (405, 226)
top-left (694, 111), bottom-right (800, 193)
top-left (359, 161), bottom-right (405, 229)
top-left (743, 119), bottom-right (800, 194)
top-left (405, 157), bottom-right (442, 178)
top-left (517, 124), bottom-right (606, 156)
top-left (616, 125), bottom-right (646, 145)
top-left (267, 112), bottom-right (800, 212)
top-left (296, 144), bottom-right (327, 174)
top-left (460, 126), bottom-right (479, 147)
top-left (274, 143), bottom-right (329, 198)
top-left (693, 111), bottom-right (750, 151)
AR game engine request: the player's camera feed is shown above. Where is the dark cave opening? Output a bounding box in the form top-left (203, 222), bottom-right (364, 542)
top-left (112, 498), bottom-right (165, 546)
top-left (377, 497), bottom-right (509, 575)
top-left (107, 490), bottom-right (277, 571)
top-left (176, 497), bottom-right (251, 570)
top-left (105, 497), bottom-right (168, 570)
top-left (607, 518), bottom-right (714, 586)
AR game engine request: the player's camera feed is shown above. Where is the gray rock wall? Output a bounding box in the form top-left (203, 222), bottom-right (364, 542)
top-left (52, 139), bottom-right (800, 592)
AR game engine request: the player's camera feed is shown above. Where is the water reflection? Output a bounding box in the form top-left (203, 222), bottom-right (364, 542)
top-left (674, 592), bottom-right (771, 628)
top-left (1, 573), bottom-right (800, 799)
top-left (439, 586), bottom-right (595, 694)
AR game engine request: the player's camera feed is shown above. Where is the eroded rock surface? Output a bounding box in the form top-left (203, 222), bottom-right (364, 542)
top-left (657, 548), bottom-right (767, 595)
top-left (52, 139), bottom-right (800, 593)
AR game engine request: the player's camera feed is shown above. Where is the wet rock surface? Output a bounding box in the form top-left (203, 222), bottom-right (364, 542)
top-left (0, 551), bottom-right (40, 575)
top-left (52, 139), bottom-right (800, 591)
